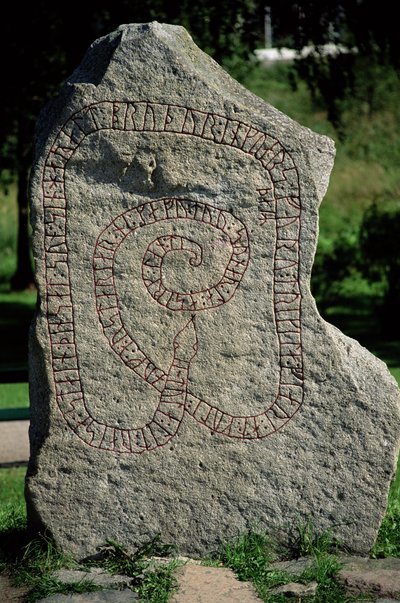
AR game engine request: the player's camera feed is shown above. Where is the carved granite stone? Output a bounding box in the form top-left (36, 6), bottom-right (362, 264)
top-left (26, 22), bottom-right (400, 557)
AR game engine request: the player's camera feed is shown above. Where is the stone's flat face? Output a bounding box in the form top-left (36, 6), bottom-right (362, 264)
top-left (27, 22), bottom-right (400, 558)
top-left (41, 107), bottom-right (301, 449)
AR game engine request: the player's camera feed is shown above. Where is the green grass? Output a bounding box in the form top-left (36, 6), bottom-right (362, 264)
top-left (0, 288), bottom-right (35, 410)
top-left (82, 537), bottom-right (181, 603)
top-left (0, 490), bottom-right (180, 603)
top-left (209, 527), bottom-right (351, 603)
top-left (206, 530), bottom-right (275, 577)
top-left (240, 62), bottom-right (400, 259)
top-left (1, 531), bottom-right (104, 603)
top-left (0, 503), bottom-right (28, 579)
top-left (372, 455), bottom-right (400, 558)
top-left (0, 181), bottom-right (18, 285)
top-left (0, 467), bottom-right (26, 506)
top-left (206, 530), bottom-right (291, 601)
top-left (137, 562), bottom-right (180, 603)
top-left (0, 479), bottom-right (398, 602)
top-left (13, 536), bottom-right (101, 603)
top-left (0, 383), bottom-right (29, 409)
top-left (0, 502), bottom-right (26, 543)
top-left (290, 523), bottom-right (343, 559)
top-left (298, 555), bottom-right (348, 603)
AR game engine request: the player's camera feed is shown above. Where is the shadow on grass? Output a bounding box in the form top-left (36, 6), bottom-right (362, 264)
top-left (0, 506), bottom-right (30, 568)
top-left (319, 293), bottom-right (400, 383)
top-left (0, 290), bottom-right (36, 370)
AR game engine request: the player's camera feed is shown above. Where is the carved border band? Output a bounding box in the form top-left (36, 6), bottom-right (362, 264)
top-left (41, 101), bottom-right (303, 453)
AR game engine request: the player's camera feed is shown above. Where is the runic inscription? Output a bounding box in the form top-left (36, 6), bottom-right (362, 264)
top-left (42, 101), bottom-right (303, 453)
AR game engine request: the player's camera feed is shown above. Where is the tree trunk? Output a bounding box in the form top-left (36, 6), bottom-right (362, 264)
top-left (10, 125), bottom-right (35, 291)
top-left (381, 265), bottom-right (400, 339)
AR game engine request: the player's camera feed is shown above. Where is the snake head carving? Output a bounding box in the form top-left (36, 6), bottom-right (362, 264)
top-left (173, 317), bottom-right (198, 362)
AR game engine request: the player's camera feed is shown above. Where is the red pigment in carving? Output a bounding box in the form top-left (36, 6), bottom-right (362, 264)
top-left (41, 101), bottom-right (303, 453)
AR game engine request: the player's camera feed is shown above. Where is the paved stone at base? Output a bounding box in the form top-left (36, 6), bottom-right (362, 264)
top-left (270, 581), bottom-right (318, 597)
top-left (0, 421), bottom-right (29, 464)
top-left (268, 555), bottom-right (400, 602)
top-left (52, 569), bottom-right (133, 588)
top-left (338, 557), bottom-right (400, 598)
top-left (36, 590), bottom-right (138, 603)
top-left (27, 21), bottom-right (400, 559)
top-left (0, 572), bottom-right (30, 602)
top-left (170, 564), bottom-right (261, 602)
top-left (269, 556), bottom-right (314, 576)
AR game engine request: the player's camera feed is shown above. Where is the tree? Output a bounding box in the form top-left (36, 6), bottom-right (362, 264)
top-left (359, 203), bottom-right (400, 338)
top-left (0, 0), bottom-right (262, 290)
top-left (266, 0), bottom-right (400, 130)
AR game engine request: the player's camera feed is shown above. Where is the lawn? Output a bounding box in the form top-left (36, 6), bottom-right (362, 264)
top-left (0, 466), bottom-right (26, 507)
top-left (0, 290), bottom-right (35, 410)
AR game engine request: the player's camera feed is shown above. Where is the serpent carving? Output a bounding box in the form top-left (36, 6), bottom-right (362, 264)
top-left (41, 100), bottom-right (304, 453)
top-left (92, 197), bottom-right (250, 451)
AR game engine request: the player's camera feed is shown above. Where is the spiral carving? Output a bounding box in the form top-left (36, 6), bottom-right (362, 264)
top-left (138, 203), bottom-right (250, 311)
top-left (42, 101), bottom-right (303, 453)
top-left (89, 198), bottom-right (250, 451)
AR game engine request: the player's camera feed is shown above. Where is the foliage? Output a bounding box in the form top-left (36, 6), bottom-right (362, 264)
top-left (82, 537), bottom-right (180, 602)
top-left (311, 230), bottom-right (361, 312)
top-left (299, 554), bottom-right (348, 603)
top-left (309, 196), bottom-right (400, 339)
top-left (0, 0), bottom-right (262, 289)
top-left (0, 503), bottom-right (26, 534)
top-left (85, 536), bottom-right (175, 578)
top-left (290, 522), bottom-right (343, 558)
top-left (210, 527), bottom-right (350, 603)
top-left (0, 469), bottom-right (181, 602)
top-left (372, 507), bottom-right (400, 559)
top-left (1, 490), bottom-right (400, 603)
top-left (0, 181), bottom-right (18, 285)
top-left (267, 1), bottom-right (400, 133)
top-left (372, 456), bottom-right (400, 558)
top-left (25, 576), bottom-right (101, 603)
top-left (0, 467), bottom-right (26, 506)
top-left (0, 503), bottom-right (27, 572)
top-left (0, 0), bottom-right (262, 175)
top-left (0, 288), bottom-right (36, 371)
top-left (137, 562), bottom-right (181, 603)
top-left (209, 529), bottom-right (275, 582)
top-left (209, 529), bottom-right (292, 601)
top-left (2, 1), bottom-right (400, 293)
top-left (9, 535), bottom-right (103, 603)
top-left (0, 509), bottom-right (180, 603)
top-left (359, 201), bottom-right (400, 337)
top-left (281, 0), bottom-right (400, 68)
top-left (0, 511), bottom-right (96, 603)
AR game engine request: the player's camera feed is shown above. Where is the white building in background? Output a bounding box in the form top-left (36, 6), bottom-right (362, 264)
top-left (255, 44), bottom-right (357, 64)
top-left (258, 4), bottom-right (356, 64)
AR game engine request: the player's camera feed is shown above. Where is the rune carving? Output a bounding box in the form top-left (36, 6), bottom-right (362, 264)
top-left (42, 101), bottom-right (303, 453)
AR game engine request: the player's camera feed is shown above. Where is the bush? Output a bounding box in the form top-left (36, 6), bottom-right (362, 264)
top-left (359, 201), bottom-right (400, 337)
